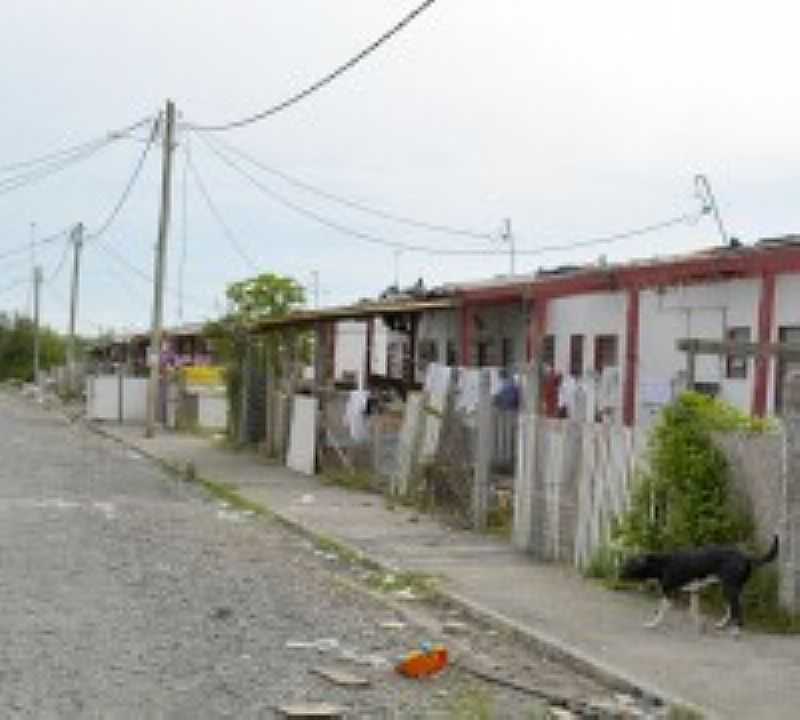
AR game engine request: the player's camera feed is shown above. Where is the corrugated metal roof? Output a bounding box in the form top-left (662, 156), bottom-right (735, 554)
top-left (248, 295), bottom-right (457, 333)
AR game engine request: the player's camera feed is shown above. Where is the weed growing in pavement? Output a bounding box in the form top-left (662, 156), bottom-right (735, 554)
top-left (363, 569), bottom-right (439, 600)
top-left (322, 467), bottom-right (376, 493)
top-left (666, 704), bottom-right (705, 720)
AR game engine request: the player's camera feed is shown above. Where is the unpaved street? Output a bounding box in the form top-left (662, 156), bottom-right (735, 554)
top-left (0, 390), bottom-right (646, 718)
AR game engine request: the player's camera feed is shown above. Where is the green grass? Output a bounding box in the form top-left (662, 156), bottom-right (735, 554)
top-left (666, 704), bottom-right (705, 720)
top-left (363, 568), bottom-right (439, 599)
top-left (321, 467), bottom-right (375, 492)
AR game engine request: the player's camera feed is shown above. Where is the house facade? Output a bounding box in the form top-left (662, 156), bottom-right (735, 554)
top-left (439, 237), bottom-right (800, 424)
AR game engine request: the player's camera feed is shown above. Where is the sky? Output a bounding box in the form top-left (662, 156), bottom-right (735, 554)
top-left (2, 0), bottom-right (800, 336)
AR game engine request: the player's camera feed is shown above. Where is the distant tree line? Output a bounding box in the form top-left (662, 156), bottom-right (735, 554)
top-left (0, 313), bottom-right (66, 382)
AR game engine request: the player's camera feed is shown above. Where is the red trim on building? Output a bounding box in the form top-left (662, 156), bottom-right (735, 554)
top-left (623, 288), bottom-right (640, 426)
top-left (460, 245), bottom-right (800, 306)
top-left (527, 298), bottom-right (548, 361)
top-left (752, 272), bottom-right (776, 417)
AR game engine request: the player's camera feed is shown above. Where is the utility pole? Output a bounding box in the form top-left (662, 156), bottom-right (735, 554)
top-left (146, 100), bottom-right (176, 438)
top-left (67, 222), bottom-right (84, 394)
top-left (501, 218), bottom-right (515, 275)
top-left (32, 265), bottom-right (43, 386)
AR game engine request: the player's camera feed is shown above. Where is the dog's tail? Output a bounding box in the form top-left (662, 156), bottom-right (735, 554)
top-left (753, 535), bottom-right (779, 567)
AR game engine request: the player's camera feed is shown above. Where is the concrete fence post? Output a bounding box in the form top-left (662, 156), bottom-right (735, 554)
top-left (514, 363), bottom-right (542, 554)
top-left (473, 369), bottom-right (492, 531)
top-left (780, 372), bottom-right (800, 613)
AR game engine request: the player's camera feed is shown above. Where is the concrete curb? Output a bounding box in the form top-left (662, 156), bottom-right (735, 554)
top-left (85, 420), bottom-right (714, 718)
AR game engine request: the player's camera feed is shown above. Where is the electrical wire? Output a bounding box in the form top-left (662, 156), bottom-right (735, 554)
top-left (201, 132), bottom-right (707, 258)
top-left (202, 133), bottom-right (495, 240)
top-left (186, 0), bottom-right (439, 132)
top-left (0, 116), bottom-right (153, 173)
top-left (0, 140), bottom-right (115, 196)
top-left (45, 237), bottom-right (72, 284)
top-left (184, 144), bottom-right (260, 272)
top-left (0, 226), bottom-right (72, 263)
top-left (178, 135), bottom-right (191, 321)
top-left (85, 117), bottom-right (158, 241)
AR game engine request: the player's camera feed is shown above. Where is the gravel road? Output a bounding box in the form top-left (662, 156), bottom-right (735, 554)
top-left (0, 389), bottom-right (661, 718)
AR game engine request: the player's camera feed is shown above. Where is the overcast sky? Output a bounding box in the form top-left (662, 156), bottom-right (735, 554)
top-left (2, 0), bottom-right (800, 336)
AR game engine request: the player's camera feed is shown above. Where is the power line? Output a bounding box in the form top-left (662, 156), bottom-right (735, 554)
top-left (187, 0), bottom-right (439, 132)
top-left (85, 118), bottom-right (158, 241)
top-left (201, 133), bottom-right (707, 258)
top-left (0, 226), bottom-right (71, 263)
top-left (44, 237), bottom-right (72, 284)
top-left (183, 143), bottom-right (260, 272)
top-left (203, 133), bottom-right (495, 240)
top-left (0, 140), bottom-right (115, 197)
top-left (0, 116), bottom-right (153, 174)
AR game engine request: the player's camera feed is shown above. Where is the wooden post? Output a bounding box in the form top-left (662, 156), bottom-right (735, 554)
top-left (473, 369), bottom-right (492, 531)
top-left (686, 340), bottom-right (697, 389)
top-left (780, 371), bottom-right (800, 613)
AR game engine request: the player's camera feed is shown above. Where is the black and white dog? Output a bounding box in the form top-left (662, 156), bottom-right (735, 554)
top-left (619, 535), bottom-right (779, 632)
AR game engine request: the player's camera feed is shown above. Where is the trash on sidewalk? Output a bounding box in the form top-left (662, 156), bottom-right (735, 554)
top-left (278, 702), bottom-right (343, 719)
top-left (442, 621), bottom-right (468, 635)
top-left (285, 638), bottom-right (340, 653)
top-left (395, 642), bottom-right (448, 678)
top-left (339, 648), bottom-right (390, 669)
top-left (379, 620), bottom-right (407, 631)
top-left (300, 493), bottom-right (315, 505)
top-left (216, 509), bottom-right (245, 523)
top-left (312, 666), bottom-right (371, 687)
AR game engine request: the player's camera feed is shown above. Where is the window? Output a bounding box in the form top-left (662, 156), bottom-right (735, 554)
top-left (541, 335), bottom-right (555, 371)
top-left (569, 334), bottom-right (584, 377)
top-left (594, 334), bottom-right (618, 372)
top-left (725, 326), bottom-right (750, 379)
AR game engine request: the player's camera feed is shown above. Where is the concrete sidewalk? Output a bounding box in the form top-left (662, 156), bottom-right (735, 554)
top-left (99, 423), bottom-right (799, 719)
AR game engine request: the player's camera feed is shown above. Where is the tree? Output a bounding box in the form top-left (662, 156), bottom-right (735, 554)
top-left (203, 272), bottom-right (308, 440)
top-left (0, 314), bottom-right (66, 382)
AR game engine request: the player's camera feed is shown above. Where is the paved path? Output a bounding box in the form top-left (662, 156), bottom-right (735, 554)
top-left (100, 422), bottom-right (800, 719)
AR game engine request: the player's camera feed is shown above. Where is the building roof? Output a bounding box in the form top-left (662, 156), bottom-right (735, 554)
top-left (248, 295), bottom-right (457, 333)
top-left (246, 235), bottom-right (800, 331)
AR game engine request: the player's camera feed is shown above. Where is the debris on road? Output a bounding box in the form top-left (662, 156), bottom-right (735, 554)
top-left (312, 666), bottom-right (371, 687)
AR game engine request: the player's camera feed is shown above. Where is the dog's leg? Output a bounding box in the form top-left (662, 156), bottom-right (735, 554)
top-left (715, 606), bottom-right (732, 629)
top-left (644, 596), bottom-right (671, 628)
top-left (723, 583), bottom-right (744, 637)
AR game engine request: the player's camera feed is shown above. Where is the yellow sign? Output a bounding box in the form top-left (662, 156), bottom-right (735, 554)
top-left (181, 366), bottom-right (225, 387)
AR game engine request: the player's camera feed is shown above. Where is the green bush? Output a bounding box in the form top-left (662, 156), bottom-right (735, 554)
top-left (616, 392), bottom-right (758, 552)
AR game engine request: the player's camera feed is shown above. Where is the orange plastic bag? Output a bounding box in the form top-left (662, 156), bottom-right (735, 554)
top-left (395, 644), bottom-right (448, 678)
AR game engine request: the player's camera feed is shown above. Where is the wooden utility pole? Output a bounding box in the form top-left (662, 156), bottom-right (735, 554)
top-left (146, 100), bottom-right (176, 438)
top-left (32, 265), bottom-right (43, 386)
top-left (67, 222), bottom-right (84, 394)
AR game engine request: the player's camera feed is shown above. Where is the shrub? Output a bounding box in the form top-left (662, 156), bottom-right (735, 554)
top-left (616, 392), bottom-right (757, 552)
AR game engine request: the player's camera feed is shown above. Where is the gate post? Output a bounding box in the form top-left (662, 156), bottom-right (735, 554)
top-left (780, 371), bottom-right (800, 613)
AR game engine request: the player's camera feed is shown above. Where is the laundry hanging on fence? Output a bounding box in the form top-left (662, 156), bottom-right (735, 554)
top-left (455, 368), bottom-right (480, 414)
top-left (344, 390), bottom-right (369, 442)
top-left (424, 362), bottom-right (451, 400)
